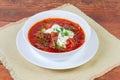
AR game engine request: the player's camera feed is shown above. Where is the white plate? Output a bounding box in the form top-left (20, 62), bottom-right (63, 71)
top-left (16, 28), bottom-right (99, 70)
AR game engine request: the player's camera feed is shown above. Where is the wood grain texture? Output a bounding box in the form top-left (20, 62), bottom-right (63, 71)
top-left (0, 0), bottom-right (120, 80)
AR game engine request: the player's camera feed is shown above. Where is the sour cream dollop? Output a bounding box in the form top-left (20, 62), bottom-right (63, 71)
top-left (44, 24), bottom-right (74, 48)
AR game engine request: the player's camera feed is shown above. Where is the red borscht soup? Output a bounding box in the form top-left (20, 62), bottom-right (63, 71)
top-left (28, 18), bottom-right (85, 53)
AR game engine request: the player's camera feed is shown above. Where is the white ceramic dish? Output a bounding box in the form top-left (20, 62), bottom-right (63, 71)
top-left (16, 28), bottom-right (99, 70)
top-left (22, 10), bottom-right (91, 61)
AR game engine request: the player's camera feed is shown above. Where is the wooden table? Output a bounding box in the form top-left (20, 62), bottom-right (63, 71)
top-left (0, 0), bottom-right (120, 80)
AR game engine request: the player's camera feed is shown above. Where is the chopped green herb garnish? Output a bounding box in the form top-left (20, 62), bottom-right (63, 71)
top-left (60, 27), bottom-right (63, 32)
top-left (56, 28), bottom-right (60, 32)
top-left (63, 31), bottom-right (69, 36)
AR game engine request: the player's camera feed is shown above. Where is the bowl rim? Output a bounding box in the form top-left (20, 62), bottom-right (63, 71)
top-left (22, 10), bottom-right (91, 55)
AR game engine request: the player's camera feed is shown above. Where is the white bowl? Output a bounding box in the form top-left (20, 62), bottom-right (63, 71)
top-left (22, 10), bottom-right (91, 61)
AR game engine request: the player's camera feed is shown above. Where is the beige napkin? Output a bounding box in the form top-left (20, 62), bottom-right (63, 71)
top-left (0, 4), bottom-right (120, 80)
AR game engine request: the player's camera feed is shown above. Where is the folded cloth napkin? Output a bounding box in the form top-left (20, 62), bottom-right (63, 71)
top-left (0, 4), bottom-right (120, 80)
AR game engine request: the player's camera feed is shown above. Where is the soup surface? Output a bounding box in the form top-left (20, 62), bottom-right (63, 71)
top-left (28, 18), bottom-right (85, 53)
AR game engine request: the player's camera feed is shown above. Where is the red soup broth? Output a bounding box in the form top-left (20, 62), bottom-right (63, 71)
top-left (28, 18), bottom-right (85, 53)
